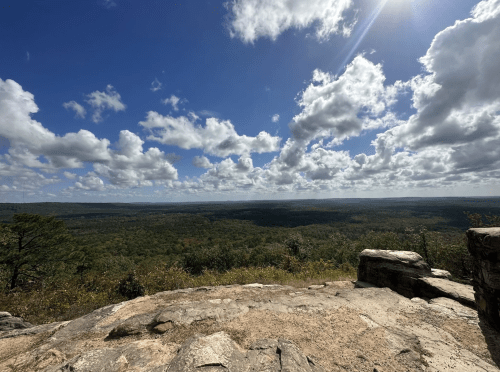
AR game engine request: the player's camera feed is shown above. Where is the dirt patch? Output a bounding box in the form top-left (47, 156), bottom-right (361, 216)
top-left (0, 334), bottom-right (39, 362)
top-left (0, 332), bottom-right (53, 372)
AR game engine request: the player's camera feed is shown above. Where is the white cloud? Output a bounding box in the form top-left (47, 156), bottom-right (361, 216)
top-left (74, 172), bottom-right (106, 191)
top-left (162, 94), bottom-right (186, 111)
top-left (140, 112), bottom-right (281, 157)
top-left (223, 0), bottom-right (356, 44)
top-left (290, 55), bottom-right (400, 144)
top-left (4, 0), bottom-right (500, 200)
top-left (198, 110), bottom-right (218, 117)
top-left (26, 51), bottom-right (30, 61)
top-left (472, 0), bottom-right (500, 21)
top-left (271, 114), bottom-right (280, 122)
top-left (63, 100), bottom-right (87, 119)
top-left (92, 130), bottom-right (178, 187)
top-left (138, 0), bottom-right (500, 199)
top-left (150, 78), bottom-right (162, 92)
top-left (0, 160), bottom-right (61, 200)
top-left (86, 84), bottom-right (126, 123)
top-left (192, 155), bottom-right (213, 168)
top-left (167, 155), bottom-right (267, 194)
top-left (63, 171), bottom-right (77, 180)
top-left (265, 55), bottom-right (404, 173)
top-left (385, 0), bottom-right (500, 170)
top-left (0, 79), bottom-right (178, 191)
top-left (188, 111), bottom-right (200, 121)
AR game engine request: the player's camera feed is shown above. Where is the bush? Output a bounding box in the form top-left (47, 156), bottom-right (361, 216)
top-left (117, 272), bottom-right (145, 300)
top-left (279, 254), bottom-right (303, 274)
top-left (284, 233), bottom-right (312, 261)
top-left (182, 243), bottom-right (241, 275)
top-left (338, 262), bottom-right (355, 273)
top-left (248, 244), bottom-right (287, 268)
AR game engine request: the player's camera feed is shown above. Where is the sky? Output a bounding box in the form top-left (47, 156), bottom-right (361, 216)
top-left (0, 0), bottom-right (499, 203)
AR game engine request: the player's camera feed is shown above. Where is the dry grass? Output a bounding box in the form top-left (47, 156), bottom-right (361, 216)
top-left (0, 264), bottom-right (358, 326)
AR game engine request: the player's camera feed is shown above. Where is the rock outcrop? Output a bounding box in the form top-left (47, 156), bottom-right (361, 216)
top-left (2, 279), bottom-right (500, 371)
top-left (356, 249), bottom-right (475, 309)
top-left (467, 227), bottom-right (500, 333)
top-left (0, 312), bottom-right (33, 332)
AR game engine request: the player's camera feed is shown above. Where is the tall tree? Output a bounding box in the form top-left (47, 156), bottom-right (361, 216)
top-left (0, 213), bottom-right (80, 290)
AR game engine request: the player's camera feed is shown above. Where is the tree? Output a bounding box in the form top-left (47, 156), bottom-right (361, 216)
top-left (0, 213), bottom-right (80, 290)
top-left (463, 211), bottom-right (500, 228)
top-left (284, 233), bottom-right (312, 261)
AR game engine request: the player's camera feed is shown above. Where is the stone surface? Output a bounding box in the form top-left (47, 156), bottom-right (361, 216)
top-left (467, 227), bottom-right (500, 333)
top-left (0, 312), bottom-right (34, 332)
top-left (355, 249), bottom-right (476, 310)
top-left (430, 268), bottom-right (452, 279)
top-left (307, 285), bottom-right (325, 290)
top-left (107, 318), bottom-right (144, 339)
top-left (357, 250), bottom-right (431, 295)
top-left (416, 276), bottom-right (475, 308)
top-left (2, 280), bottom-right (500, 371)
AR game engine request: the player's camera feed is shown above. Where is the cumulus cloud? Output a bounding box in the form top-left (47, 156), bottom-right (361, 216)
top-left (86, 84), bottom-right (126, 123)
top-left (150, 78), bottom-right (162, 92)
top-left (4, 0), bottom-right (500, 200)
top-left (223, 0), bottom-right (356, 44)
top-left (266, 55), bottom-right (405, 174)
top-left (86, 130), bottom-right (179, 187)
top-left (384, 0), bottom-right (500, 170)
top-left (185, 155), bottom-right (264, 192)
top-left (140, 0), bottom-right (500, 199)
top-left (139, 112), bottom-right (281, 157)
top-left (290, 55), bottom-right (400, 144)
top-left (63, 171), bottom-right (77, 180)
top-left (74, 172), bottom-right (106, 191)
top-left (162, 94), bottom-right (186, 111)
top-left (0, 78), bottom-right (178, 190)
top-left (271, 114), bottom-right (280, 122)
top-left (192, 155), bottom-right (213, 168)
top-left (63, 100), bottom-right (86, 119)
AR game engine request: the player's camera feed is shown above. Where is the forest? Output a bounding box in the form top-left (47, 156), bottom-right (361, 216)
top-left (0, 198), bottom-right (499, 326)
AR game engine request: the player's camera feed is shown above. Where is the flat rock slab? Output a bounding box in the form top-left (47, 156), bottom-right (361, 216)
top-left (1, 282), bottom-right (499, 372)
top-left (417, 277), bottom-right (476, 308)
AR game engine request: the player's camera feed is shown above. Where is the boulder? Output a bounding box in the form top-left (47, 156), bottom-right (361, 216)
top-left (357, 249), bottom-right (458, 300)
top-left (430, 268), bottom-right (452, 279)
top-left (0, 311), bottom-right (33, 331)
top-left (107, 318), bottom-right (144, 339)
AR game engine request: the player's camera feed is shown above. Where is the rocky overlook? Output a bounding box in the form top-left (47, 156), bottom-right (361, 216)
top-left (1, 228), bottom-right (500, 372)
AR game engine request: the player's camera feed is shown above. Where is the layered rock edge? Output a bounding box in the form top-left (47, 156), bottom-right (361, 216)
top-left (1, 279), bottom-right (500, 371)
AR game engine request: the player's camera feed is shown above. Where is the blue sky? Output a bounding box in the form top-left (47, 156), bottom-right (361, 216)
top-left (1, 0), bottom-right (499, 202)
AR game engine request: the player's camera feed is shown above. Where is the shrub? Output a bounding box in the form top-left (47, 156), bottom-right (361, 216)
top-left (117, 272), bottom-right (145, 300)
top-left (284, 233), bottom-right (312, 261)
top-left (279, 254), bottom-right (303, 274)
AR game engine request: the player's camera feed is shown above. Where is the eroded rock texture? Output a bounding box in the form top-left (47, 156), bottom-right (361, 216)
top-left (2, 246), bottom-right (500, 371)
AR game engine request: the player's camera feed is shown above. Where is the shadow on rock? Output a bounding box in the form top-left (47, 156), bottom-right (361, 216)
top-left (478, 314), bottom-right (500, 368)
